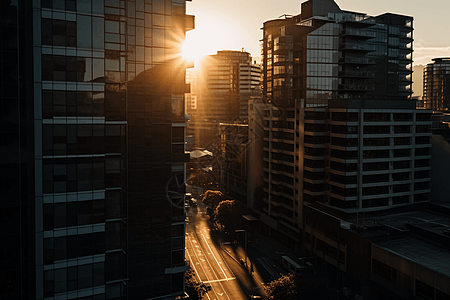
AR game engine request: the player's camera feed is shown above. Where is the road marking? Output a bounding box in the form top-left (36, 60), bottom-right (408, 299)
top-left (195, 230), bottom-right (232, 300)
top-left (202, 278), bottom-right (236, 284)
top-left (201, 233), bottom-right (232, 279)
top-left (186, 233), bottom-right (213, 300)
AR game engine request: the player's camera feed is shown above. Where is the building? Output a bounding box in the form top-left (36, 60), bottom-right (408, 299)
top-left (256, 0), bottom-right (441, 299)
top-left (260, 0), bottom-right (424, 245)
top-left (0, 1), bottom-right (193, 299)
top-left (219, 122), bottom-right (249, 203)
top-left (423, 59), bottom-right (450, 205)
top-left (303, 203), bottom-right (450, 300)
top-left (423, 58), bottom-right (450, 111)
top-left (186, 50), bottom-right (261, 148)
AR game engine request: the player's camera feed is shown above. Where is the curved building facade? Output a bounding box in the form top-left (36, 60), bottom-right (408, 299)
top-left (423, 57), bottom-right (450, 111)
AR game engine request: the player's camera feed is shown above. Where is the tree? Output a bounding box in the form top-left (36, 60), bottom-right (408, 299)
top-left (185, 267), bottom-right (208, 300)
top-left (200, 190), bottom-right (224, 209)
top-left (213, 200), bottom-right (238, 232)
top-left (264, 274), bottom-right (298, 300)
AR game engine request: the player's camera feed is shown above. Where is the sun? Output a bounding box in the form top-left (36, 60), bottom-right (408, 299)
top-left (181, 18), bottom-right (234, 68)
top-left (181, 31), bottom-right (207, 67)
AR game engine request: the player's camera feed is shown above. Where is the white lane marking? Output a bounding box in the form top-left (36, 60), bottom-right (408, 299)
top-left (203, 278), bottom-right (236, 284)
top-left (186, 228), bottom-right (214, 300)
top-left (185, 246), bottom-right (212, 300)
top-left (201, 233), bottom-right (233, 279)
top-left (193, 229), bottom-right (232, 300)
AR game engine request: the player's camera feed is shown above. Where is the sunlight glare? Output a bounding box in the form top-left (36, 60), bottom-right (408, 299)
top-left (181, 16), bottom-right (236, 67)
top-left (182, 34), bottom-right (204, 66)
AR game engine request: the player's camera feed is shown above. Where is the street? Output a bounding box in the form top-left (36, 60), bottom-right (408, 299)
top-left (185, 203), bottom-right (248, 300)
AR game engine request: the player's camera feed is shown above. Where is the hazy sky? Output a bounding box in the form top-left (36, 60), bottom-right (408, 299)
top-left (185, 0), bottom-right (450, 66)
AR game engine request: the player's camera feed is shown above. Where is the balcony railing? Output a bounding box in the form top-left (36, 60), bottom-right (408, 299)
top-left (340, 43), bottom-right (375, 52)
top-left (339, 57), bottom-right (375, 64)
top-left (339, 70), bottom-right (375, 78)
top-left (341, 29), bottom-right (376, 38)
top-left (338, 84), bottom-right (374, 91)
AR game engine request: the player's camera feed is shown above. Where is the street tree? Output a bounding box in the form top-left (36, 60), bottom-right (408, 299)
top-left (185, 267), bottom-right (208, 300)
top-left (264, 273), bottom-right (298, 300)
top-left (200, 190), bottom-right (224, 209)
top-left (213, 200), bottom-right (237, 232)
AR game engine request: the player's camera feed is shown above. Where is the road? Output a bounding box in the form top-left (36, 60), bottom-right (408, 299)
top-left (185, 202), bottom-right (248, 300)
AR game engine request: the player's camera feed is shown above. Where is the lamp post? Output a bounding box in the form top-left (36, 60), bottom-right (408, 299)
top-left (235, 229), bottom-right (247, 269)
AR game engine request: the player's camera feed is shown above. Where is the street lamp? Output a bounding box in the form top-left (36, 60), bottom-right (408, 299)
top-left (235, 229), bottom-right (247, 269)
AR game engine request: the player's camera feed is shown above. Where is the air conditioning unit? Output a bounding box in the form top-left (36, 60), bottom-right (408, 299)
top-left (343, 287), bottom-right (352, 296)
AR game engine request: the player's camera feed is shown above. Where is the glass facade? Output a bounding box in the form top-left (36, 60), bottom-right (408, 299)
top-left (260, 0), bottom-right (423, 252)
top-left (306, 23), bottom-right (339, 107)
top-left (1, 1), bottom-right (36, 299)
top-left (1, 0), bottom-right (192, 299)
top-left (423, 58), bottom-right (450, 111)
top-left (187, 50), bottom-right (260, 148)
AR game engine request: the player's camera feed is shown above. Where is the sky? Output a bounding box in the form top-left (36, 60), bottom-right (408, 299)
top-left (184, 0), bottom-right (450, 66)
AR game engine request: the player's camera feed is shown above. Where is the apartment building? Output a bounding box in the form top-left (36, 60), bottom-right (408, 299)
top-left (256, 2), bottom-right (441, 299)
top-left (0, 1), bottom-right (193, 299)
top-left (423, 57), bottom-right (450, 112)
top-left (186, 50), bottom-right (261, 148)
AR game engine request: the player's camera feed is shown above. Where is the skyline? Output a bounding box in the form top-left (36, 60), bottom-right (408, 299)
top-left (184, 0), bottom-right (450, 66)
top-left (1, 1), bottom-right (449, 299)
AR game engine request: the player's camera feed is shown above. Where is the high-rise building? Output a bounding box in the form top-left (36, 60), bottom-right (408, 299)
top-left (254, 1), bottom-right (441, 299)
top-left (186, 50), bottom-right (261, 148)
top-left (423, 57), bottom-right (450, 111)
top-left (0, 1), bottom-right (193, 299)
top-left (257, 0), bottom-right (431, 274)
top-left (219, 122), bottom-right (249, 203)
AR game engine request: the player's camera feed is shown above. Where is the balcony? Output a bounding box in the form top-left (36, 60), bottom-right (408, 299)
top-left (339, 43), bottom-right (375, 52)
top-left (339, 57), bottom-right (375, 64)
top-left (339, 70), bottom-right (375, 78)
top-left (340, 28), bottom-right (376, 39)
top-left (165, 260), bottom-right (190, 275)
top-left (185, 15), bottom-right (195, 31)
top-left (338, 84), bottom-right (374, 91)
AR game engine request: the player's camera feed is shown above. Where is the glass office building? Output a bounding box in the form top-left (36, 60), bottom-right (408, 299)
top-left (259, 0), bottom-right (430, 250)
top-left (1, 0), bottom-right (193, 299)
top-left (423, 57), bottom-right (450, 111)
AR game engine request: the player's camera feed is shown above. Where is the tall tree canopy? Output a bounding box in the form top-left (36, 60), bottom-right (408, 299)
top-left (264, 274), bottom-right (298, 300)
top-left (200, 190), bottom-right (224, 208)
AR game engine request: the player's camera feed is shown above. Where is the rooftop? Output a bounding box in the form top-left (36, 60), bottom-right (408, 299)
top-left (346, 205), bottom-right (450, 278)
top-left (376, 235), bottom-right (450, 278)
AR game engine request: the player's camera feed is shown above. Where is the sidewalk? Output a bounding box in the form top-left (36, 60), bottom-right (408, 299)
top-left (209, 225), bottom-right (268, 298)
top-left (208, 222), bottom-right (304, 299)
top-left (210, 222), bottom-right (341, 300)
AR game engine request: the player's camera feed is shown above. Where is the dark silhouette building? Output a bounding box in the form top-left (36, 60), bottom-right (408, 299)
top-left (423, 57), bottom-right (450, 112)
top-left (252, 0), bottom-right (443, 299)
top-left (0, 1), bottom-right (193, 299)
top-left (186, 50), bottom-right (261, 148)
top-left (259, 0), bottom-right (427, 244)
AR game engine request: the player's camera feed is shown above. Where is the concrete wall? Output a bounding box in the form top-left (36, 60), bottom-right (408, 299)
top-left (430, 134), bottom-right (450, 202)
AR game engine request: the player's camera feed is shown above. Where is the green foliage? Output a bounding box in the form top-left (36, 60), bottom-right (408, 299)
top-left (264, 273), bottom-right (298, 300)
top-left (213, 199), bottom-right (247, 233)
top-left (185, 267), bottom-right (208, 300)
top-left (213, 200), bottom-right (236, 232)
top-left (200, 190), bottom-right (224, 209)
